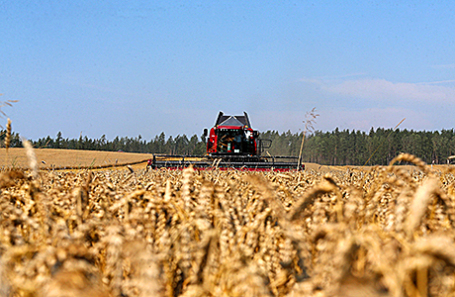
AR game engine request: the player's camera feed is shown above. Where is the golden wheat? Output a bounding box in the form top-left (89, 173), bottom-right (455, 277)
top-left (0, 153), bottom-right (455, 296)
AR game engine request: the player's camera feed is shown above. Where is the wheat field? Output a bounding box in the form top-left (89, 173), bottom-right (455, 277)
top-left (0, 148), bottom-right (454, 296)
top-left (0, 148), bottom-right (153, 170)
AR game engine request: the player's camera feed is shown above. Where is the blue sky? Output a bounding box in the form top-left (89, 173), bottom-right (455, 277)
top-left (2, 1), bottom-right (455, 141)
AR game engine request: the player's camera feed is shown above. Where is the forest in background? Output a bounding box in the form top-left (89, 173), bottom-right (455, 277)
top-left (1, 128), bottom-right (455, 166)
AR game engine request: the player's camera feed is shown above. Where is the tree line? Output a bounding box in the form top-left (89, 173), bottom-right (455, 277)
top-left (32, 132), bottom-right (207, 156)
top-left (2, 128), bottom-right (455, 165)
top-left (262, 128), bottom-right (455, 165)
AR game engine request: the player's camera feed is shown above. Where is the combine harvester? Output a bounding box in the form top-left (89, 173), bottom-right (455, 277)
top-left (148, 111), bottom-right (304, 171)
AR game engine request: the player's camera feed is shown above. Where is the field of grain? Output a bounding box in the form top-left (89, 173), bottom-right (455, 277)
top-left (0, 148), bottom-right (153, 170)
top-left (1, 149), bottom-right (455, 297)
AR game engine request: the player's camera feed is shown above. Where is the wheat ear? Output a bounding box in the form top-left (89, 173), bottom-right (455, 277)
top-left (388, 153), bottom-right (428, 175)
top-left (405, 178), bottom-right (438, 239)
top-left (22, 138), bottom-right (38, 179)
top-left (5, 118), bottom-right (11, 151)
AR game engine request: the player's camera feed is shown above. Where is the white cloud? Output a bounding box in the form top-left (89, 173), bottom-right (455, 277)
top-left (431, 63), bottom-right (455, 69)
top-left (301, 77), bottom-right (455, 103)
top-left (420, 79), bottom-right (455, 85)
top-left (244, 76), bottom-right (455, 134)
top-left (250, 107), bottom-right (432, 133)
top-left (320, 107), bottom-right (430, 131)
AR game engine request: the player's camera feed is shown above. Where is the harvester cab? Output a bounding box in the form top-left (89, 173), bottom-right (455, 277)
top-left (206, 111), bottom-right (259, 158)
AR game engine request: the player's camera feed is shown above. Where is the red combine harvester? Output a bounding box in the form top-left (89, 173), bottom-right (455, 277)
top-left (148, 111), bottom-right (304, 171)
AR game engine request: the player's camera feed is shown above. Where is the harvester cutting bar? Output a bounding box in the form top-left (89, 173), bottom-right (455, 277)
top-left (151, 154), bottom-right (301, 161)
top-left (148, 154), bottom-right (304, 171)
